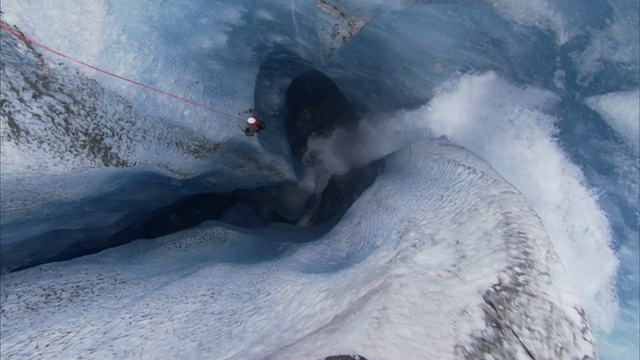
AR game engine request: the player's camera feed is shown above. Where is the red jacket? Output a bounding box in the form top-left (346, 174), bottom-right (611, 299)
top-left (249, 117), bottom-right (261, 130)
top-left (247, 116), bottom-right (265, 132)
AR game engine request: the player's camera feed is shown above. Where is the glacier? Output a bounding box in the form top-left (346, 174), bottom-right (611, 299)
top-left (1, 0), bottom-right (638, 359)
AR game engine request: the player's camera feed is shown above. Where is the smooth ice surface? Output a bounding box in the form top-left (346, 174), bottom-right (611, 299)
top-left (1, 0), bottom-right (638, 359)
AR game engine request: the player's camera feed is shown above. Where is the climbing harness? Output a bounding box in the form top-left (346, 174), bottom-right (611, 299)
top-left (0, 22), bottom-right (246, 123)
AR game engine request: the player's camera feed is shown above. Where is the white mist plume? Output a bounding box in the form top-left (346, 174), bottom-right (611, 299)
top-left (302, 110), bottom-right (425, 177)
top-left (421, 71), bottom-right (619, 332)
top-left (302, 71), bottom-right (619, 334)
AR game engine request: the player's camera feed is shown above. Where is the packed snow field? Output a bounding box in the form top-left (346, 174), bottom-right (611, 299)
top-left (1, 0), bottom-right (638, 359)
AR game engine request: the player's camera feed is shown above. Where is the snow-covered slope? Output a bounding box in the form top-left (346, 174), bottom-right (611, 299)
top-left (1, 139), bottom-right (597, 359)
top-left (1, 0), bottom-right (637, 359)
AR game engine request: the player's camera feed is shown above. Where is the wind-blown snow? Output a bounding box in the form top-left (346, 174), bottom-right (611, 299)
top-left (420, 72), bottom-right (619, 332)
top-left (303, 72), bottom-right (619, 333)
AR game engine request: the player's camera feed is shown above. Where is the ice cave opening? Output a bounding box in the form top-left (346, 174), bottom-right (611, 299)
top-left (8, 47), bottom-right (383, 273)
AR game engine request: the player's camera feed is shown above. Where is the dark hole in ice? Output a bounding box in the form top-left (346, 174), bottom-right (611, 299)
top-left (284, 70), bottom-right (359, 160)
top-left (6, 49), bottom-right (383, 272)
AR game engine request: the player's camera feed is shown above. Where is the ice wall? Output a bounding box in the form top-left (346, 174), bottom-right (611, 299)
top-left (1, 0), bottom-right (637, 358)
top-left (0, 139), bottom-right (599, 360)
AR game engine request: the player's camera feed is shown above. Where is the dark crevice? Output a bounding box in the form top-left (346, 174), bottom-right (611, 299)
top-left (9, 186), bottom-right (302, 272)
top-left (284, 70), bottom-right (359, 160)
top-left (5, 47), bottom-right (383, 273)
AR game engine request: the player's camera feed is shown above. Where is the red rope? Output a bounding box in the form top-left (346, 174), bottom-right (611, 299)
top-left (0, 23), bottom-right (246, 123)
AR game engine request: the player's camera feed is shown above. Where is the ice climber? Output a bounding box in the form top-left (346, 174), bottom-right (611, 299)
top-left (239, 108), bottom-right (266, 137)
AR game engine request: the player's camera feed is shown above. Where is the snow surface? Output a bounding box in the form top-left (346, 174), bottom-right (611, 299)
top-left (1, 139), bottom-right (597, 359)
top-left (1, 0), bottom-right (637, 359)
top-left (420, 72), bottom-right (619, 332)
top-left (585, 89), bottom-right (640, 152)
